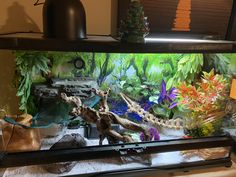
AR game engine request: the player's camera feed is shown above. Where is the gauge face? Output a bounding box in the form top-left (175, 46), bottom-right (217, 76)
top-left (74, 57), bottom-right (85, 69)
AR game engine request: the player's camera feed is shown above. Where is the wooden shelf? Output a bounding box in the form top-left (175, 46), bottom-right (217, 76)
top-left (0, 33), bottom-right (235, 53)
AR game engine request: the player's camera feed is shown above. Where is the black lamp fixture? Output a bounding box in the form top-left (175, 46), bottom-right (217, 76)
top-left (35, 0), bottom-right (87, 40)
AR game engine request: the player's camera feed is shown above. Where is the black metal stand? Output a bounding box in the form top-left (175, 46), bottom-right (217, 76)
top-left (0, 135), bottom-right (233, 169)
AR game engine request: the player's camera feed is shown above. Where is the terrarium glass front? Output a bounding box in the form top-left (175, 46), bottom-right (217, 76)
top-left (1, 52), bottom-right (235, 175)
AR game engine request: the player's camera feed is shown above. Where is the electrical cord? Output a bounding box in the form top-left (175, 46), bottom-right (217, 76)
top-left (34, 0), bottom-right (44, 6)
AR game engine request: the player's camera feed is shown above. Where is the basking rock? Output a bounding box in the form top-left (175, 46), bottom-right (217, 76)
top-left (34, 78), bottom-right (98, 99)
top-left (42, 133), bottom-right (87, 174)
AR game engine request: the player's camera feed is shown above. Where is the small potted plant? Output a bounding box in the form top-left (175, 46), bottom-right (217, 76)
top-left (119, 0), bottom-right (149, 43)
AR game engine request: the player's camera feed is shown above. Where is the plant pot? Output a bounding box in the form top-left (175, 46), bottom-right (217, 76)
top-left (122, 35), bottom-right (145, 43)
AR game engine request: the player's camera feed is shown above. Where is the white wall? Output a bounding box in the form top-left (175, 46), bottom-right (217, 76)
top-left (0, 0), bottom-right (116, 35)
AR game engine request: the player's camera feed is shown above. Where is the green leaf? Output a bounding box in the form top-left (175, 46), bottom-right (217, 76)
top-left (166, 78), bottom-right (174, 90)
top-left (14, 51), bottom-right (50, 113)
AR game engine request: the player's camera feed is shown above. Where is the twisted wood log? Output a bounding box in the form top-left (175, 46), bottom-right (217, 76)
top-left (61, 93), bottom-right (150, 145)
top-left (92, 88), bottom-right (110, 112)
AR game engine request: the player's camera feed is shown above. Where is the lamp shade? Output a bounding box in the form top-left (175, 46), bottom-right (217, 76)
top-left (43, 0), bottom-right (86, 40)
top-left (230, 79), bottom-right (236, 99)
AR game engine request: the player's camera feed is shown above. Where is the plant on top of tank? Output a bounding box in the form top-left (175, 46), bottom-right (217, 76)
top-left (177, 69), bottom-right (230, 137)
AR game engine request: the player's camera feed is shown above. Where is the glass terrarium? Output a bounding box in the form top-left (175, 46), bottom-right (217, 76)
top-left (0, 51), bottom-right (235, 176)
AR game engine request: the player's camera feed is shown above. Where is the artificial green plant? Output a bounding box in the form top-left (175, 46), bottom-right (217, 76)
top-left (117, 56), bottom-right (157, 100)
top-left (203, 54), bottom-right (231, 75)
top-left (14, 51), bottom-right (50, 114)
top-left (167, 54), bottom-right (204, 89)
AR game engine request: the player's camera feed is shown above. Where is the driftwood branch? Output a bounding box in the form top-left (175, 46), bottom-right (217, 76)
top-left (92, 88), bottom-right (110, 112)
top-left (61, 93), bottom-right (150, 145)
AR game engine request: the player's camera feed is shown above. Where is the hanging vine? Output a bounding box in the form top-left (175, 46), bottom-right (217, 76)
top-left (14, 51), bottom-right (50, 114)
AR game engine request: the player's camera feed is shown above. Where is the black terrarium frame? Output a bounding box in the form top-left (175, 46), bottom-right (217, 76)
top-left (0, 136), bottom-right (233, 172)
top-left (0, 1), bottom-right (236, 176)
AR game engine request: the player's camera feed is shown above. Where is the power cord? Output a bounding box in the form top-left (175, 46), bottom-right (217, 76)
top-left (34, 0), bottom-right (44, 6)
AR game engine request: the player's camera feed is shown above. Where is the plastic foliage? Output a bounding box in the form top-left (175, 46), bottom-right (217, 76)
top-left (14, 51), bottom-right (50, 114)
top-left (167, 54), bottom-right (203, 89)
top-left (119, 79), bottom-right (160, 101)
top-left (177, 69), bottom-right (230, 137)
top-left (158, 80), bottom-right (178, 109)
top-left (203, 54), bottom-right (231, 75)
top-left (140, 127), bottom-right (160, 142)
top-left (151, 80), bottom-right (178, 119)
top-left (118, 56), bottom-right (160, 99)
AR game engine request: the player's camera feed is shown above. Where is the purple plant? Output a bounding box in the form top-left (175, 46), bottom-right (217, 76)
top-left (140, 127), bottom-right (160, 142)
top-left (158, 80), bottom-right (178, 109)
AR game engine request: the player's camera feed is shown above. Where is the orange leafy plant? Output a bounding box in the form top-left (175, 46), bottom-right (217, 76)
top-left (177, 70), bottom-right (229, 129)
